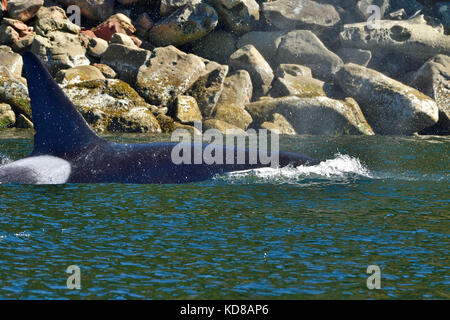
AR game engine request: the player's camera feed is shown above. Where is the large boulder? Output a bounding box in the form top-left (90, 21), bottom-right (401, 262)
top-left (236, 30), bottom-right (286, 67)
top-left (0, 103), bottom-right (16, 129)
top-left (55, 65), bottom-right (106, 84)
top-left (261, 113), bottom-right (296, 135)
top-left (409, 55), bottom-right (450, 135)
top-left (335, 63), bottom-right (439, 135)
top-left (339, 16), bottom-right (450, 65)
top-left (31, 15), bottom-right (90, 74)
top-left (7, 0), bottom-right (44, 22)
top-left (102, 44), bottom-right (207, 107)
top-left (0, 45), bottom-right (23, 78)
top-left (262, 0), bottom-right (340, 32)
top-left (31, 32), bottom-right (90, 75)
top-left (216, 70), bottom-right (253, 109)
top-left (55, 0), bottom-right (115, 21)
top-left (337, 48), bottom-right (372, 67)
top-left (276, 30), bottom-right (343, 82)
top-left (191, 30), bottom-right (237, 65)
top-left (101, 44), bottom-right (150, 84)
top-left (149, 3), bottom-right (218, 46)
top-left (269, 73), bottom-right (325, 98)
top-left (245, 96), bottom-right (374, 135)
top-left (214, 103), bottom-right (253, 130)
top-left (230, 45), bottom-right (274, 98)
top-left (62, 79), bottom-right (161, 133)
top-left (135, 46), bottom-right (206, 106)
top-left (187, 60), bottom-right (228, 117)
top-left (207, 0), bottom-right (260, 35)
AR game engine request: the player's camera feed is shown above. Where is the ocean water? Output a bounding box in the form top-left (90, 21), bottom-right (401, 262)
top-left (0, 129), bottom-right (448, 299)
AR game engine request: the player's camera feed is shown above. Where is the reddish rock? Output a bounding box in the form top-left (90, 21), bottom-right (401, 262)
top-left (91, 13), bottom-right (136, 42)
top-left (0, 18), bottom-right (34, 48)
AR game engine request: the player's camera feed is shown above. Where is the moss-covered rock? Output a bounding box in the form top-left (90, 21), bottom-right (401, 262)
top-left (55, 65), bottom-right (106, 84)
top-left (63, 79), bottom-right (161, 133)
top-left (335, 63), bottom-right (439, 134)
top-left (0, 103), bottom-right (16, 129)
top-left (246, 96), bottom-right (374, 135)
top-left (214, 103), bottom-right (253, 130)
top-left (0, 69), bottom-right (31, 119)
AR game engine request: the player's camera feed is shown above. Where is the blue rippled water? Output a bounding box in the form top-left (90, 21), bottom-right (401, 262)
top-left (0, 130), bottom-right (449, 299)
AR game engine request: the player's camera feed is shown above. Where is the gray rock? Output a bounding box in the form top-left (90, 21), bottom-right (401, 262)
top-left (55, 0), bottom-right (115, 21)
top-left (409, 55), bottom-right (450, 135)
top-left (101, 44), bottom-right (150, 85)
top-left (31, 32), bottom-right (90, 75)
top-left (270, 73), bottom-right (325, 98)
top-left (337, 48), bottom-right (372, 67)
top-left (160, 0), bottom-right (202, 16)
top-left (110, 33), bottom-right (138, 48)
top-left (261, 113), bottom-right (296, 135)
top-left (207, 0), bottom-right (260, 35)
top-left (275, 64), bottom-right (312, 78)
top-left (276, 30), bottom-right (343, 82)
top-left (236, 30), bottom-right (286, 66)
top-left (436, 2), bottom-right (450, 33)
top-left (335, 63), bottom-right (439, 135)
top-left (340, 16), bottom-right (450, 65)
top-left (246, 96), bottom-right (374, 135)
top-left (0, 45), bottom-right (23, 78)
top-left (262, 0), bottom-right (340, 32)
top-left (230, 44), bottom-right (274, 98)
top-left (136, 46), bottom-right (206, 106)
top-left (187, 60), bottom-right (229, 117)
top-left (7, 0), bottom-right (44, 22)
top-left (93, 63), bottom-right (117, 79)
top-left (55, 65), bottom-right (106, 84)
top-left (87, 37), bottom-right (109, 58)
top-left (216, 70), bottom-right (253, 109)
top-left (149, 3), bottom-right (218, 46)
top-left (191, 30), bottom-right (237, 65)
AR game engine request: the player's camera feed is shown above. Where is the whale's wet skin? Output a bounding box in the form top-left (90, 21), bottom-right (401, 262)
top-left (0, 133), bottom-right (448, 299)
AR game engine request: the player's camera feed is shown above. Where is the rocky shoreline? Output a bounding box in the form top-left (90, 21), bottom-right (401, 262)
top-left (0, 0), bottom-right (449, 135)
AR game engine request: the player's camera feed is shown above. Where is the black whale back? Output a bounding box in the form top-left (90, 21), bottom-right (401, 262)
top-left (22, 52), bottom-right (102, 157)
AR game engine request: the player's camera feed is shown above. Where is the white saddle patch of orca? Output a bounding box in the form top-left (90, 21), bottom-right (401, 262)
top-left (0, 156), bottom-right (71, 184)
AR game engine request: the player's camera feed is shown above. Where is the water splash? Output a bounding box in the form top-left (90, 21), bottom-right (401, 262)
top-left (218, 154), bottom-right (372, 184)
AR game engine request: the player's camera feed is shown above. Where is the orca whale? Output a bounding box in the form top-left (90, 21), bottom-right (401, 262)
top-left (0, 52), bottom-right (318, 184)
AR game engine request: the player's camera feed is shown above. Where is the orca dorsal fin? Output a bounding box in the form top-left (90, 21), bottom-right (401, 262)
top-left (22, 52), bottom-right (102, 156)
